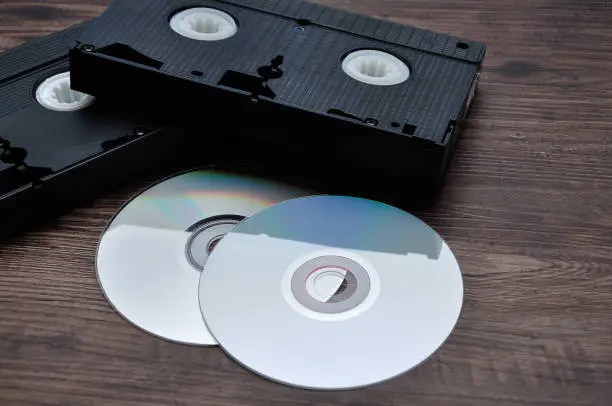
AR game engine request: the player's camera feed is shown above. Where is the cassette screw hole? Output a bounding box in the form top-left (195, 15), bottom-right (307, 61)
top-left (294, 26), bottom-right (305, 32)
top-left (82, 45), bottom-right (95, 52)
top-left (402, 123), bottom-right (417, 135)
top-left (365, 118), bottom-right (378, 126)
top-left (457, 42), bottom-right (469, 50)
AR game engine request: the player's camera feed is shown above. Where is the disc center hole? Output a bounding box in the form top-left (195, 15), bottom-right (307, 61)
top-left (206, 234), bottom-right (224, 254)
top-left (307, 268), bottom-right (349, 303)
top-left (186, 215), bottom-right (244, 271)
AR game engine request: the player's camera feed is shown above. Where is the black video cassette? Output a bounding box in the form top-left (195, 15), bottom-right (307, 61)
top-left (69, 0), bottom-right (485, 189)
top-left (0, 23), bottom-right (206, 238)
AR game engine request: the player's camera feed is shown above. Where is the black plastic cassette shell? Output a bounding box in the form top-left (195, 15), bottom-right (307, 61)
top-left (69, 0), bottom-right (486, 186)
top-left (0, 23), bottom-right (197, 238)
top-left (0, 23), bottom-right (85, 84)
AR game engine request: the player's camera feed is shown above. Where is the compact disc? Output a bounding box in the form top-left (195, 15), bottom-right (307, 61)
top-left (199, 195), bottom-right (463, 389)
top-left (96, 169), bottom-right (311, 346)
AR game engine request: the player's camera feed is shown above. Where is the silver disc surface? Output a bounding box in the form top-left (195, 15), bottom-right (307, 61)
top-left (199, 195), bottom-right (463, 389)
top-left (96, 169), bottom-right (311, 346)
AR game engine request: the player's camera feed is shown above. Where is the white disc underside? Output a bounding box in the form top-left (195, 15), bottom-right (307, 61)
top-left (199, 195), bottom-right (464, 389)
top-left (96, 169), bottom-right (311, 346)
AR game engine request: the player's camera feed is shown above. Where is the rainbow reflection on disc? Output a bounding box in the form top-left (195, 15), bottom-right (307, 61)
top-left (199, 195), bottom-right (463, 389)
top-left (96, 168), bottom-right (312, 346)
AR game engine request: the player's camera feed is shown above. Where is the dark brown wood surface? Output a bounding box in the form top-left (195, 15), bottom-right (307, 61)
top-left (1, 0), bottom-right (611, 405)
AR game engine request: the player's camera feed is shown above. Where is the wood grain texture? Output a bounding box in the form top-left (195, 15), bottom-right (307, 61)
top-left (1, 0), bottom-right (611, 405)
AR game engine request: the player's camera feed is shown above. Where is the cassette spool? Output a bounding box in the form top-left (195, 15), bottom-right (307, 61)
top-left (69, 0), bottom-right (486, 188)
top-left (0, 23), bottom-right (202, 238)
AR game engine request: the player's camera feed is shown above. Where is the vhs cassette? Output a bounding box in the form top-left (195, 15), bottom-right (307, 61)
top-left (69, 0), bottom-right (486, 188)
top-left (0, 23), bottom-right (199, 238)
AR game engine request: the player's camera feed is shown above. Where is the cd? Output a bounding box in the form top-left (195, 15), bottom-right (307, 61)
top-left (198, 195), bottom-right (463, 389)
top-left (95, 169), bottom-right (311, 346)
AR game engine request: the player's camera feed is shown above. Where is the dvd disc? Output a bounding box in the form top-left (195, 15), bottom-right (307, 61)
top-left (198, 195), bottom-right (463, 389)
top-left (96, 169), bottom-right (311, 346)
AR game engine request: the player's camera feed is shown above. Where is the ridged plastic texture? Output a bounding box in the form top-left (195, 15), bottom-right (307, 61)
top-left (0, 38), bottom-right (164, 175)
top-left (0, 24), bottom-right (187, 239)
top-left (71, 0), bottom-right (485, 184)
top-left (233, 0), bottom-right (484, 62)
top-left (0, 23), bottom-right (86, 83)
top-left (80, 0), bottom-right (485, 62)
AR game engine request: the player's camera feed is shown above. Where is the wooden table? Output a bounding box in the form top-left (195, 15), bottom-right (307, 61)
top-left (1, 0), bottom-right (610, 405)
